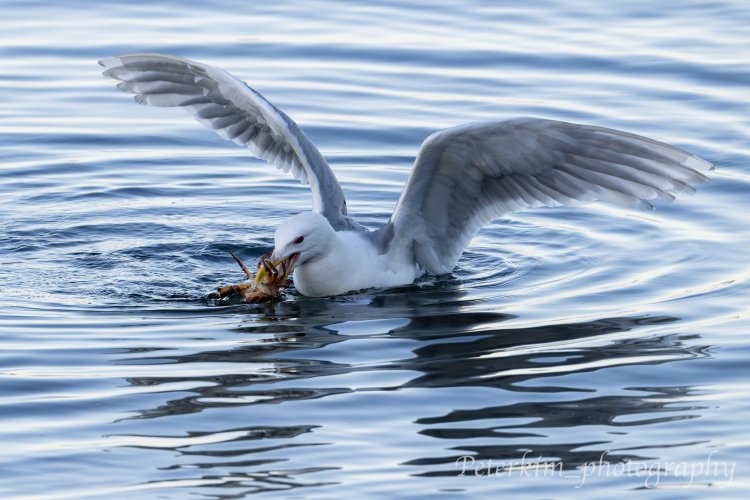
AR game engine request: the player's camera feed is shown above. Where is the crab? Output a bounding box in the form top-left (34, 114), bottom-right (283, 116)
top-left (210, 251), bottom-right (297, 303)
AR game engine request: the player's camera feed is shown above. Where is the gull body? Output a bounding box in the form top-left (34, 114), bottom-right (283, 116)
top-left (101, 54), bottom-right (714, 297)
top-left (270, 212), bottom-right (421, 296)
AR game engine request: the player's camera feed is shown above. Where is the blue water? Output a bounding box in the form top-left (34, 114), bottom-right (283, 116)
top-left (1, 0), bottom-right (749, 498)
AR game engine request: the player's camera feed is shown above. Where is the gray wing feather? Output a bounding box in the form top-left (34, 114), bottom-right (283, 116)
top-left (99, 53), bottom-right (353, 228)
top-left (389, 117), bottom-right (713, 274)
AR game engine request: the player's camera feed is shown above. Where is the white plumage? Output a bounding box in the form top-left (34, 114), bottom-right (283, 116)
top-left (101, 54), bottom-right (713, 297)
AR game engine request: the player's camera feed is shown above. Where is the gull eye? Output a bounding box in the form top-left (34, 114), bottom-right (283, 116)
top-left (293, 236), bottom-right (304, 244)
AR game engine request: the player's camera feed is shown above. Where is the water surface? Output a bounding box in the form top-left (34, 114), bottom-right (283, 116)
top-left (1, 0), bottom-right (749, 498)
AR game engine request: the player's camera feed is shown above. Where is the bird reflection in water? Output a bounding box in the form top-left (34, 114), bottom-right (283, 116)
top-left (114, 283), bottom-right (710, 494)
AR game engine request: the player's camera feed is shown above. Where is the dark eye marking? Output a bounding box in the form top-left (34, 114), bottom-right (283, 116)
top-left (293, 236), bottom-right (304, 244)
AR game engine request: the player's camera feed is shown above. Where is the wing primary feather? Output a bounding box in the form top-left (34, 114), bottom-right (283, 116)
top-left (100, 53), bottom-right (354, 230)
top-left (387, 118), bottom-right (712, 273)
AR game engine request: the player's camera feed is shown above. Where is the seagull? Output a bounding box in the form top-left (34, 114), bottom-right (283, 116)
top-left (100, 54), bottom-right (713, 297)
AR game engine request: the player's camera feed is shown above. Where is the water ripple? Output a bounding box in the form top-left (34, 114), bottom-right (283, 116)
top-left (1, 0), bottom-right (749, 498)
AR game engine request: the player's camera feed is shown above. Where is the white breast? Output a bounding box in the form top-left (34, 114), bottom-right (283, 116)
top-left (292, 231), bottom-right (422, 297)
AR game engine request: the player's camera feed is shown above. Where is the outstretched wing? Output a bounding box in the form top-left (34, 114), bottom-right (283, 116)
top-left (99, 53), bottom-right (352, 229)
top-left (388, 117), bottom-right (713, 274)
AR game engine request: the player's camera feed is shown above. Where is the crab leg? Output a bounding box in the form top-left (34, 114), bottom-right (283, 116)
top-left (262, 259), bottom-right (279, 280)
top-left (255, 255), bottom-right (268, 283)
top-left (213, 281), bottom-right (253, 299)
top-left (280, 258), bottom-right (295, 282)
top-left (259, 251), bottom-right (272, 263)
top-left (255, 255), bottom-right (285, 284)
top-left (230, 251), bottom-right (255, 281)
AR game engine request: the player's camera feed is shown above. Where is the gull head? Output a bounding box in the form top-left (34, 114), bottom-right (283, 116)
top-left (271, 211), bottom-right (336, 272)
